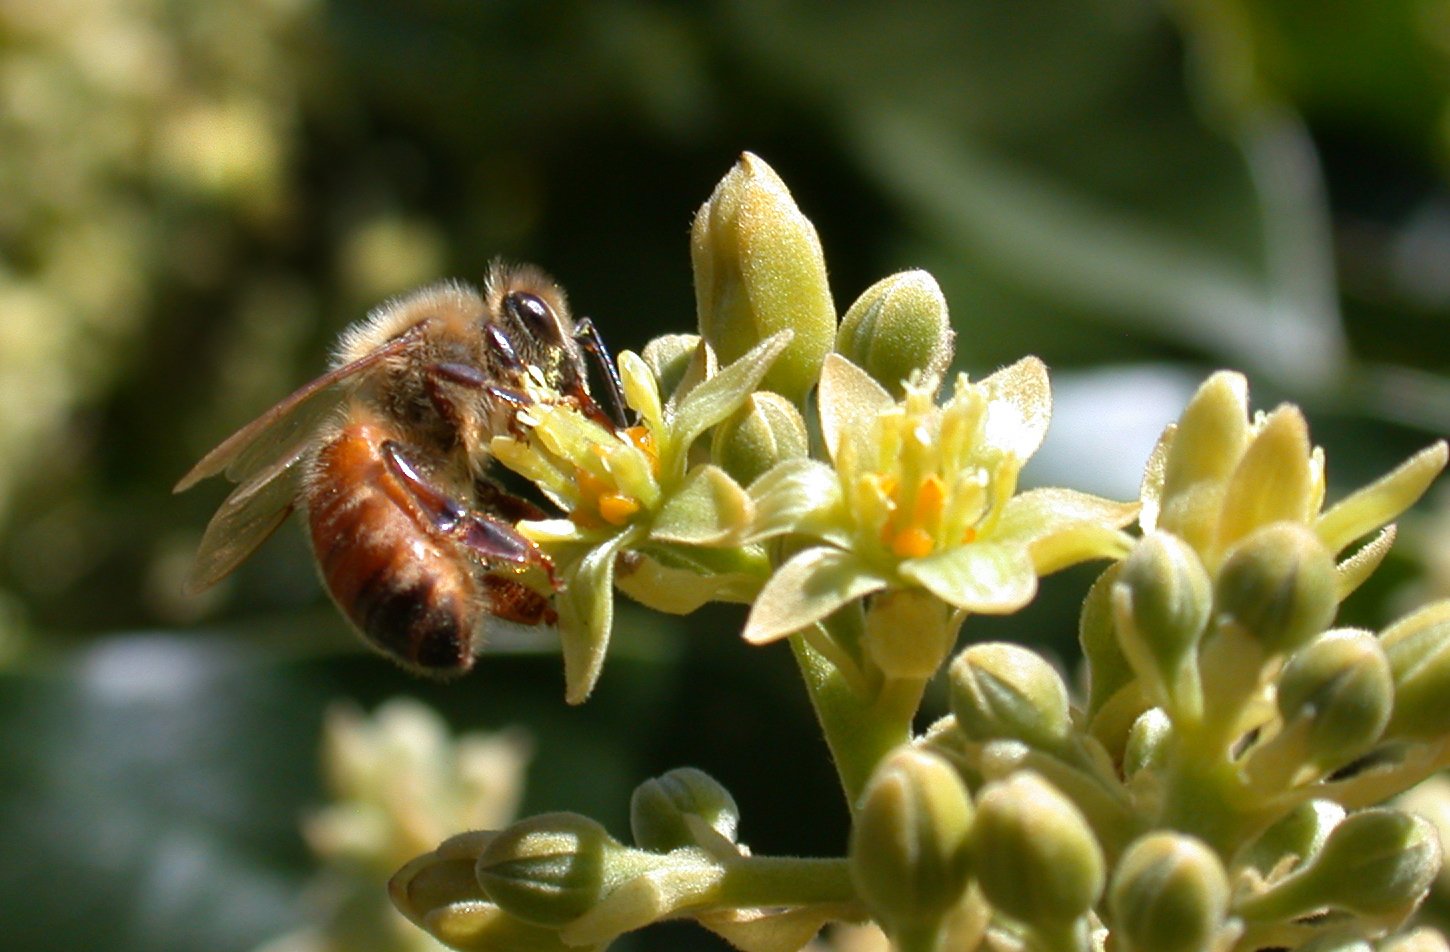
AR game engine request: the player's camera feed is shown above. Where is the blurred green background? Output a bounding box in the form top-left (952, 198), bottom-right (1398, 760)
top-left (3, 1), bottom-right (1450, 950)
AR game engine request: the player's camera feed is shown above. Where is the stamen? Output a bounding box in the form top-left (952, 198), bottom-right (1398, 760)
top-left (598, 494), bottom-right (641, 526)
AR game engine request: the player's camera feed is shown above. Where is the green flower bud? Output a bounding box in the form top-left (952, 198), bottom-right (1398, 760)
top-left (1239, 799), bottom-right (1343, 875)
top-left (1238, 809), bottom-right (1441, 922)
top-left (1122, 707), bottom-right (1172, 780)
top-left (630, 767), bottom-right (740, 854)
top-left (1214, 522), bottom-right (1337, 655)
top-left (421, 901), bottom-right (592, 952)
top-left (836, 270), bottom-right (954, 398)
top-left (1396, 775), bottom-right (1450, 914)
top-left (642, 333), bottom-right (709, 403)
top-left (1113, 531), bottom-right (1211, 709)
top-left (949, 643), bottom-right (1072, 752)
top-left (691, 152), bottom-right (835, 404)
top-left (850, 747), bottom-right (975, 949)
top-left (972, 772), bottom-right (1105, 929)
top-left (864, 589), bottom-right (960, 681)
top-left (711, 391), bottom-right (808, 487)
top-left (1381, 601), bottom-right (1450, 741)
top-left (1080, 564), bottom-right (1134, 721)
top-left (1107, 832), bottom-right (1230, 952)
top-left (1275, 629), bottom-right (1392, 774)
top-left (476, 813), bottom-right (636, 928)
top-left (391, 831), bottom-right (493, 925)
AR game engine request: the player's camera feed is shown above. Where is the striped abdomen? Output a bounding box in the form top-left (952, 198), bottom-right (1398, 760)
top-left (305, 418), bottom-right (482, 673)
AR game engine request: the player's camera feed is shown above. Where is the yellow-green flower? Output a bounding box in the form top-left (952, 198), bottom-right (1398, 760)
top-left (743, 354), bottom-right (1139, 644)
top-left (490, 335), bottom-right (787, 702)
top-left (1141, 370), bottom-right (1448, 597)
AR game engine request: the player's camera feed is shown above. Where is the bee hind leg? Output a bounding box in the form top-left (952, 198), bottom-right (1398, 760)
top-left (380, 440), bottom-right (561, 590)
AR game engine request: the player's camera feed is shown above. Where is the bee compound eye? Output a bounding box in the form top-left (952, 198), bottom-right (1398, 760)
top-left (505, 291), bottom-right (564, 344)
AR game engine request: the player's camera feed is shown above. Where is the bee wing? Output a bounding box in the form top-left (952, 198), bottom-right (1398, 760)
top-left (183, 445), bottom-right (307, 593)
top-left (173, 325), bottom-right (424, 493)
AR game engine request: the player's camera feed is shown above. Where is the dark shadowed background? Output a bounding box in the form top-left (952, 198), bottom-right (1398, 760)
top-left (3, 1), bottom-right (1450, 949)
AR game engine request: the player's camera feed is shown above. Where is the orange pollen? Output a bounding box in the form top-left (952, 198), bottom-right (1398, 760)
top-left (890, 526), bottom-right (935, 560)
top-left (569, 466), bottom-right (613, 529)
top-left (598, 493), bottom-right (641, 526)
top-left (624, 425), bottom-right (659, 474)
top-left (961, 526), bottom-right (978, 544)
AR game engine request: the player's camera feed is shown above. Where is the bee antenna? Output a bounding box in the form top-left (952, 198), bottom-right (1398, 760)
top-left (573, 317), bottom-right (630, 428)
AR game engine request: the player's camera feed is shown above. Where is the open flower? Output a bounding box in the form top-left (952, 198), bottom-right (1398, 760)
top-left (1140, 370), bottom-right (1448, 598)
top-left (490, 334), bottom-right (789, 702)
top-left (742, 354), bottom-right (1139, 644)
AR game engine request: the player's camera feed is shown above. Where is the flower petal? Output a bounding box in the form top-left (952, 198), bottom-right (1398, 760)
top-left (980, 356), bottom-right (1051, 459)
top-left (994, 488), bottom-right (1138, 575)
top-left (745, 457), bottom-right (847, 544)
top-left (1317, 441), bottom-right (1447, 555)
top-left (1336, 524), bottom-right (1396, 601)
top-left (1158, 371), bottom-right (1250, 507)
top-left (742, 546), bottom-right (888, 644)
top-left (1215, 405), bottom-right (1315, 551)
top-left (614, 552), bottom-right (758, 614)
top-left (900, 540), bottom-right (1037, 613)
top-left (556, 531), bottom-right (638, 704)
top-left (650, 464), bottom-right (754, 546)
top-left (818, 353), bottom-right (894, 463)
top-left (669, 331), bottom-right (793, 469)
top-left (619, 349), bottom-right (665, 437)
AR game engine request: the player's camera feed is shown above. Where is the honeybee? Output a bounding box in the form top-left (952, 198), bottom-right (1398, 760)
top-left (176, 262), bottom-right (622, 675)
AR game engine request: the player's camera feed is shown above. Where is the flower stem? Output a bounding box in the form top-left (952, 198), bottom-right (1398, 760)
top-left (716, 855), bottom-right (857, 908)
top-left (790, 632), bottom-right (923, 806)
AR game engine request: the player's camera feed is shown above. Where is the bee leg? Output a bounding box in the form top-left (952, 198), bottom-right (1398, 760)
top-left (474, 477), bottom-right (548, 522)
top-left (572, 317), bottom-right (630, 428)
top-left (381, 441), bottom-right (561, 590)
top-left (480, 575), bottom-right (558, 627)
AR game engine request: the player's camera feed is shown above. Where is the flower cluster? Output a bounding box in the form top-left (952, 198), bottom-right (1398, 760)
top-left (383, 154), bottom-right (1450, 952)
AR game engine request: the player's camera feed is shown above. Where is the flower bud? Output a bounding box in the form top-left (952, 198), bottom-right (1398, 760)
top-left (1080, 565), bottom-right (1134, 720)
top-left (1213, 522), bottom-right (1337, 655)
top-left (1113, 532), bottom-right (1211, 708)
top-left (1238, 809), bottom-right (1441, 922)
top-left (1381, 601), bottom-right (1450, 741)
top-left (642, 333), bottom-right (709, 403)
top-left (418, 901), bottom-right (586, 952)
top-left (711, 391), bottom-right (808, 486)
top-left (1107, 832), bottom-right (1230, 952)
top-left (691, 152), bottom-right (835, 403)
top-left (850, 747), bottom-right (975, 947)
top-left (475, 813), bottom-right (634, 927)
top-left (1239, 799), bottom-right (1343, 875)
top-left (836, 270), bottom-right (954, 398)
top-left (949, 643), bottom-right (1072, 753)
top-left (630, 767), bottom-right (740, 854)
top-left (864, 589), bottom-right (959, 681)
top-left (972, 772), bottom-right (1105, 929)
top-left (1275, 629), bottom-right (1392, 774)
top-left (1397, 775), bottom-right (1450, 914)
top-left (391, 831), bottom-right (493, 925)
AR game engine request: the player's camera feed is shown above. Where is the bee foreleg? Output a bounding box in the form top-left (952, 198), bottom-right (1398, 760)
top-left (381, 440), bottom-right (561, 590)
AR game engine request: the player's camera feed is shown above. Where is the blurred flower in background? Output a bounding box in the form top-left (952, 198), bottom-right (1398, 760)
top-left (253, 700), bottom-right (530, 952)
